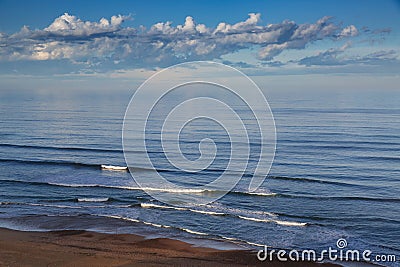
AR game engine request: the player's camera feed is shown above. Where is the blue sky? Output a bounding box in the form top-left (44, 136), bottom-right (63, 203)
top-left (0, 0), bottom-right (399, 90)
top-left (0, 0), bottom-right (398, 33)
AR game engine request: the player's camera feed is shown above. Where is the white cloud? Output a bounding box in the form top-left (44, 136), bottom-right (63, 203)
top-left (178, 16), bottom-right (196, 32)
top-left (0, 12), bottom-right (385, 71)
top-left (339, 25), bottom-right (358, 38)
top-left (298, 42), bottom-right (351, 66)
top-left (258, 16), bottom-right (340, 60)
top-left (298, 42), bottom-right (399, 67)
top-left (214, 13), bottom-right (261, 33)
top-left (44, 13), bottom-right (130, 36)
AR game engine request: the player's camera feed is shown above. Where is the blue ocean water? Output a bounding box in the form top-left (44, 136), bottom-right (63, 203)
top-left (0, 86), bottom-right (399, 265)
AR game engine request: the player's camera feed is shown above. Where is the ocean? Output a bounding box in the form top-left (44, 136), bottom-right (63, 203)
top-left (0, 86), bottom-right (399, 266)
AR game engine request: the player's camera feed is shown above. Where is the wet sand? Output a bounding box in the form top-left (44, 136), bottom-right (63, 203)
top-left (0, 228), bottom-right (341, 266)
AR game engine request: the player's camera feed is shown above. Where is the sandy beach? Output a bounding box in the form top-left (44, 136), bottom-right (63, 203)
top-left (0, 228), bottom-right (342, 267)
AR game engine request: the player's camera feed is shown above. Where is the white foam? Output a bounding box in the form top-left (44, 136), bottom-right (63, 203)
top-left (205, 204), bottom-right (277, 218)
top-left (238, 215), bottom-right (307, 227)
top-left (41, 204), bottom-right (82, 209)
top-left (45, 182), bottom-right (277, 199)
top-left (48, 183), bottom-right (100, 187)
top-left (99, 214), bottom-right (140, 223)
top-left (189, 209), bottom-right (225, 216)
top-left (238, 215), bottom-right (269, 223)
top-left (99, 214), bottom-right (207, 237)
top-left (78, 197), bottom-right (109, 202)
top-left (19, 202), bottom-right (83, 209)
top-left (141, 203), bottom-right (287, 225)
top-left (274, 220), bottom-right (307, 227)
top-left (243, 240), bottom-right (265, 247)
top-left (111, 186), bottom-right (206, 193)
top-left (180, 228), bottom-right (208, 236)
top-left (141, 187), bottom-right (206, 193)
top-left (141, 202), bottom-right (305, 228)
top-left (101, 165), bottom-right (128, 171)
top-left (46, 183), bottom-right (205, 194)
top-left (246, 192), bottom-right (277, 197)
top-left (54, 183), bottom-right (205, 193)
top-left (140, 203), bottom-right (186, 211)
top-left (141, 203), bottom-right (225, 216)
top-left (219, 236), bottom-right (266, 248)
top-left (142, 221), bottom-right (165, 228)
top-left (221, 236), bottom-right (237, 241)
top-left (99, 214), bottom-right (171, 229)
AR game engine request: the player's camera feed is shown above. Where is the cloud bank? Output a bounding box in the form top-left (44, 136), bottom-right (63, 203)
top-left (0, 13), bottom-right (358, 66)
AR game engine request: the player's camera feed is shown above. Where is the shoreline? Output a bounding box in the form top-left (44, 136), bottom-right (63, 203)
top-left (0, 227), bottom-right (342, 266)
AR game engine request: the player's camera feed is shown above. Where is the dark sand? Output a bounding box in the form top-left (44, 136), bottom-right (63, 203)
top-left (0, 228), bottom-right (341, 266)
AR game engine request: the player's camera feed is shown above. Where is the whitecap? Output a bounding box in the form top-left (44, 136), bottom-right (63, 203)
top-left (238, 215), bottom-right (307, 227)
top-left (77, 197), bottom-right (109, 202)
top-left (101, 165), bottom-right (128, 171)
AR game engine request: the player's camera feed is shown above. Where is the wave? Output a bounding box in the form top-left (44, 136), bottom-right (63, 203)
top-left (0, 201), bottom-right (132, 209)
top-left (100, 214), bottom-right (140, 223)
top-left (0, 156), bottom-right (393, 191)
top-left (142, 221), bottom-right (168, 228)
top-left (0, 158), bottom-right (179, 174)
top-left (140, 187), bottom-right (207, 193)
top-left (239, 240), bottom-right (265, 247)
top-left (232, 191), bottom-right (277, 197)
top-left (4, 213), bottom-right (174, 234)
top-left (0, 202), bottom-right (84, 209)
top-left (103, 186), bottom-right (208, 193)
top-left (204, 203), bottom-right (278, 218)
top-left (278, 131), bottom-right (399, 140)
top-left (0, 158), bottom-right (100, 169)
top-left (98, 214), bottom-right (207, 237)
top-left (237, 216), bottom-right (307, 227)
top-left (0, 179), bottom-right (114, 189)
top-left (3, 179), bottom-right (400, 203)
top-left (0, 158), bottom-right (383, 191)
top-left (189, 209), bottom-right (226, 216)
top-left (3, 213), bottom-right (399, 253)
top-left (96, 214), bottom-right (295, 248)
top-left (77, 197), bottom-right (110, 202)
top-left (276, 194), bottom-right (400, 203)
top-left (279, 138), bottom-right (400, 147)
top-left (98, 214), bottom-right (172, 229)
top-left (101, 165), bottom-right (128, 171)
top-left (140, 203), bottom-right (305, 227)
top-left (354, 155), bottom-right (400, 162)
top-left (54, 184), bottom-right (216, 195)
top-left (140, 203), bottom-right (225, 216)
top-left (141, 203), bottom-right (224, 215)
top-left (1, 178), bottom-right (273, 197)
top-left (268, 176), bottom-right (373, 188)
top-left (101, 214), bottom-right (219, 232)
top-left (140, 203), bottom-right (186, 211)
top-left (0, 143), bottom-right (122, 153)
top-left (0, 179), bottom-right (208, 193)
top-left (181, 228), bottom-right (208, 235)
top-left (0, 142), bottom-right (190, 156)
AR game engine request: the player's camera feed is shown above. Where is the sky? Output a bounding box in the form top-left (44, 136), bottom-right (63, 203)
top-left (0, 0), bottom-right (399, 91)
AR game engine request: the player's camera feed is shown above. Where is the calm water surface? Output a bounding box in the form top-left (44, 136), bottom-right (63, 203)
top-left (0, 87), bottom-right (399, 265)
